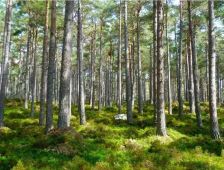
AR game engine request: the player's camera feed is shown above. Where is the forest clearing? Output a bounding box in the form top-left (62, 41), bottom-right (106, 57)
top-left (0, 0), bottom-right (224, 169)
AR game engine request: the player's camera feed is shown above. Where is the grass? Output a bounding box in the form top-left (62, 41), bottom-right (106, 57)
top-left (0, 99), bottom-right (224, 170)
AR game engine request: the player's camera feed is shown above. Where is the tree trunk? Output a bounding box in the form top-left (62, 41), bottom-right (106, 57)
top-left (149, 45), bottom-right (153, 105)
top-left (208, 0), bottom-right (220, 139)
top-left (216, 55), bottom-right (220, 105)
top-left (117, 0), bottom-right (122, 114)
top-left (153, 0), bottom-right (157, 123)
top-left (156, 0), bottom-right (167, 136)
top-left (90, 24), bottom-right (96, 109)
top-left (166, 0), bottom-right (172, 115)
top-left (25, 23), bottom-right (31, 110)
top-left (124, 0), bottom-right (133, 123)
top-left (188, 0), bottom-right (202, 127)
top-left (137, 1), bottom-right (143, 114)
top-left (46, 0), bottom-right (57, 132)
top-left (0, 0), bottom-right (12, 127)
top-left (39, 0), bottom-right (49, 126)
top-left (98, 19), bottom-right (103, 111)
top-left (77, 0), bottom-right (86, 125)
top-left (58, 0), bottom-right (74, 128)
top-left (187, 36), bottom-right (195, 113)
top-left (178, 0), bottom-right (183, 117)
top-left (31, 29), bottom-right (38, 117)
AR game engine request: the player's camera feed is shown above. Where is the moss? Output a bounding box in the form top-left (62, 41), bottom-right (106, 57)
top-left (0, 100), bottom-right (224, 169)
top-left (11, 160), bottom-right (26, 170)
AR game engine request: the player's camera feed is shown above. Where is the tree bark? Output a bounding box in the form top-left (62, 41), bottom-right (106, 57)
top-left (153, 0), bottom-right (157, 123)
top-left (124, 0), bottom-right (133, 123)
top-left (117, 0), bottom-right (122, 114)
top-left (137, 0), bottom-right (143, 114)
top-left (46, 0), bottom-right (57, 132)
top-left (58, 0), bottom-right (74, 128)
top-left (208, 0), bottom-right (220, 139)
top-left (0, 0), bottom-right (12, 127)
top-left (25, 23), bottom-right (31, 110)
top-left (39, 0), bottom-right (49, 126)
top-left (166, 0), bottom-right (172, 115)
top-left (90, 23), bottom-right (96, 109)
top-left (188, 0), bottom-right (202, 127)
top-left (149, 45), bottom-right (153, 105)
top-left (77, 0), bottom-right (86, 125)
top-left (98, 19), bottom-right (103, 111)
top-left (178, 0), bottom-right (183, 117)
top-left (156, 0), bottom-right (167, 136)
top-left (187, 36), bottom-right (195, 113)
top-left (31, 29), bottom-right (38, 117)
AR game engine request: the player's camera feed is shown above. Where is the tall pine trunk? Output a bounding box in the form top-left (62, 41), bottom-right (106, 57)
top-left (77, 0), bottom-right (86, 125)
top-left (25, 24), bottom-right (31, 110)
top-left (98, 19), bottom-right (103, 111)
top-left (187, 36), bottom-right (195, 113)
top-left (46, 0), bottom-right (57, 132)
top-left (208, 0), bottom-right (220, 139)
top-left (166, 0), bottom-right (172, 115)
top-left (117, 0), bottom-right (122, 114)
top-left (137, 0), bottom-right (143, 114)
top-left (156, 0), bottom-right (167, 136)
top-left (178, 0), bottom-right (183, 117)
top-left (0, 0), bottom-right (12, 127)
top-left (124, 0), bottom-right (133, 123)
top-left (39, 0), bottom-right (49, 126)
top-left (188, 0), bottom-right (202, 127)
top-left (31, 29), bottom-right (37, 117)
top-left (153, 0), bottom-right (157, 123)
top-left (58, 0), bottom-right (74, 128)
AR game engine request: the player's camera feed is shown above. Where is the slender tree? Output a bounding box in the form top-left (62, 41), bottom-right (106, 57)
top-left (187, 37), bottom-right (195, 113)
top-left (188, 0), bottom-right (202, 128)
top-left (149, 45), bottom-right (153, 105)
top-left (77, 0), bottom-right (86, 125)
top-left (153, 0), bottom-right (157, 123)
top-left (208, 0), bottom-right (220, 139)
top-left (24, 23), bottom-right (31, 110)
top-left (58, 0), bottom-right (74, 128)
top-left (137, 0), bottom-right (143, 114)
top-left (117, 0), bottom-right (122, 115)
top-left (90, 23), bottom-right (96, 109)
top-left (178, 0), bottom-right (183, 117)
top-left (39, 0), bottom-right (49, 126)
top-left (156, 0), bottom-right (167, 136)
top-left (124, 0), bottom-right (133, 123)
top-left (46, 0), bottom-right (56, 132)
top-left (31, 29), bottom-right (37, 117)
top-left (166, 0), bottom-right (172, 115)
top-left (98, 18), bottom-right (103, 111)
top-left (0, 0), bottom-right (12, 127)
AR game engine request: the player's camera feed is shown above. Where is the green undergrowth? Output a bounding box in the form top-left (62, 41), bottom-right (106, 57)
top-left (0, 99), bottom-right (224, 170)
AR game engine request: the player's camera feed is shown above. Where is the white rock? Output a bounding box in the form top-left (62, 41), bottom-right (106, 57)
top-left (114, 114), bottom-right (127, 120)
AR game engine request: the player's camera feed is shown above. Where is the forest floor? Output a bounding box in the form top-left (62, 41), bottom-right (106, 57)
top-left (0, 100), bottom-right (224, 170)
